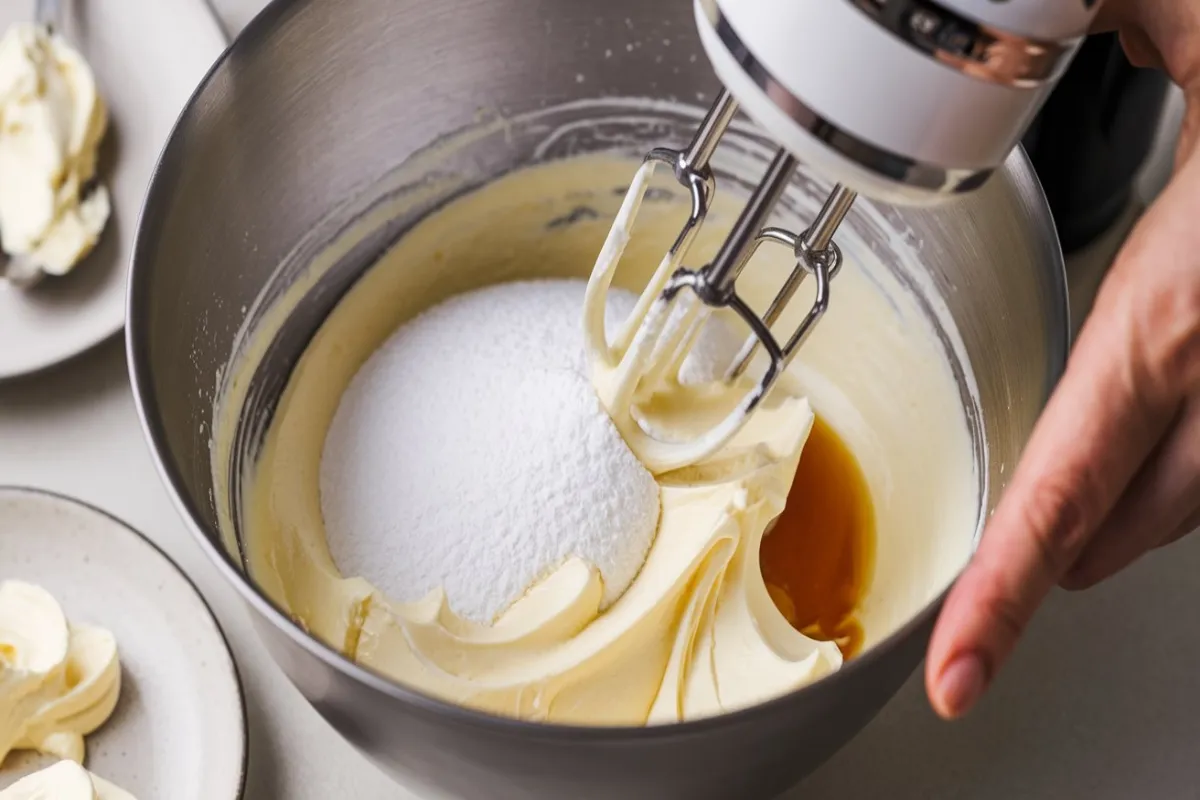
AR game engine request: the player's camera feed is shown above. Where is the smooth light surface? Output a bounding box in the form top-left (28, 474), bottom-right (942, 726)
top-left (0, 0), bottom-right (225, 379)
top-left (0, 488), bottom-right (246, 798)
top-left (0, 1), bottom-right (1190, 799)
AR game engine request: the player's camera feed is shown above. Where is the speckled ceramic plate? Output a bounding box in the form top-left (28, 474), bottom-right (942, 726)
top-left (0, 487), bottom-right (247, 798)
top-left (0, 0), bottom-right (226, 379)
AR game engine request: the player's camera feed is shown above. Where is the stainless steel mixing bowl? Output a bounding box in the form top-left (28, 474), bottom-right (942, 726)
top-left (127, 0), bottom-right (1068, 797)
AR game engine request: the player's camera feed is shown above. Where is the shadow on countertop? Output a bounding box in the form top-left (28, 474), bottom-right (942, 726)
top-left (790, 532), bottom-right (1200, 800)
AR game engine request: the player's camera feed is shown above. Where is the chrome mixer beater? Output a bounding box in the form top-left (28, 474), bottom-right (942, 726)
top-left (587, 0), bottom-right (1106, 471)
top-left (584, 90), bottom-right (857, 472)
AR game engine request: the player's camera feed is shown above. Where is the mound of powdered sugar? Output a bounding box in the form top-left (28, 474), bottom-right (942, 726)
top-left (320, 278), bottom-right (737, 624)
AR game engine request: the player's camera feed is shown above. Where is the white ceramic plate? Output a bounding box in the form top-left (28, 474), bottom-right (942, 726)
top-left (0, 0), bottom-right (227, 379)
top-left (0, 487), bottom-right (247, 798)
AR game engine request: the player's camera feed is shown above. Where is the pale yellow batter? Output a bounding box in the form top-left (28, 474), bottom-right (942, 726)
top-left (219, 155), bottom-right (979, 725)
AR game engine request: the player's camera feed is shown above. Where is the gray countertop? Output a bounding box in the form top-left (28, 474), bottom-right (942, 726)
top-left (2, 1), bottom-right (1196, 797)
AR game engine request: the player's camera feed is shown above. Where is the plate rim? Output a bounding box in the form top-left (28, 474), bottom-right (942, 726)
top-left (0, 484), bottom-right (249, 799)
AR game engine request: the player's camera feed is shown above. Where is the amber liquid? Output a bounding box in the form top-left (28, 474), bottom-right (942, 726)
top-left (761, 415), bottom-right (875, 660)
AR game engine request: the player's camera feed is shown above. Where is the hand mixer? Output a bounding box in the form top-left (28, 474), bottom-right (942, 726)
top-left (585, 0), bottom-right (1103, 472)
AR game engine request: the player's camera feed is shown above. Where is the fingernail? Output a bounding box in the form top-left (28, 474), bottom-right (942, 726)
top-left (937, 654), bottom-right (987, 718)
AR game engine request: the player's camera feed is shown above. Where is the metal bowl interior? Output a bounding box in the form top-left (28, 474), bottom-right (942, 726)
top-left (127, 0), bottom-right (1067, 797)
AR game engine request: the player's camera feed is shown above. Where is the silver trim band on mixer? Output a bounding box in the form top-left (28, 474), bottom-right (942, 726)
top-left (697, 0), bottom-right (993, 195)
top-left (846, 0), bottom-right (1081, 89)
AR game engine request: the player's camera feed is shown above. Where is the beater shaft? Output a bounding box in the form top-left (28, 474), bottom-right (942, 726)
top-left (806, 185), bottom-right (858, 253)
top-left (693, 149), bottom-right (797, 304)
top-left (681, 88), bottom-right (739, 174)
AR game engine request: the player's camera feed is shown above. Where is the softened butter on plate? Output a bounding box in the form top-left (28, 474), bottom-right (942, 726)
top-left (0, 581), bottom-right (121, 765)
top-left (0, 760), bottom-right (136, 800)
top-left (0, 23), bottom-right (110, 280)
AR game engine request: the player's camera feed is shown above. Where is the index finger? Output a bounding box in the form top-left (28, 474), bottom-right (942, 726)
top-left (924, 238), bottom-right (1174, 719)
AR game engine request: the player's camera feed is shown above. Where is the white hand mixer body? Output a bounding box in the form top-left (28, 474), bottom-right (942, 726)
top-left (584, 0), bottom-right (1104, 471)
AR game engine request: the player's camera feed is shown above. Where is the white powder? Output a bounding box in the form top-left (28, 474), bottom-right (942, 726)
top-left (320, 278), bottom-right (735, 624)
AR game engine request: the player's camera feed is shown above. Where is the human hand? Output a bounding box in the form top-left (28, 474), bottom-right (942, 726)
top-left (925, 0), bottom-right (1200, 719)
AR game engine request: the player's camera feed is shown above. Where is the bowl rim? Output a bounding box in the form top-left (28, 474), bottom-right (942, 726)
top-left (126, 0), bottom-right (1071, 742)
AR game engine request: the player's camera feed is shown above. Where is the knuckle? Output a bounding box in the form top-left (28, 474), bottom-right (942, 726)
top-left (1118, 29), bottom-right (1163, 71)
top-left (974, 564), bottom-right (1031, 648)
top-left (1017, 474), bottom-right (1094, 578)
top-left (1127, 257), bottom-right (1200, 395)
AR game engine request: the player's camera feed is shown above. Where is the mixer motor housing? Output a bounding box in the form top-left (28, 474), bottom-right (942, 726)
top-left (696, 0), bottom-right (1104, 205)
